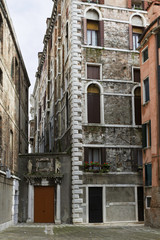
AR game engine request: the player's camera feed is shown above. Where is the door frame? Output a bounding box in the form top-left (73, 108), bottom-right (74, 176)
top-left (86, 185), bottom-right (105, 223)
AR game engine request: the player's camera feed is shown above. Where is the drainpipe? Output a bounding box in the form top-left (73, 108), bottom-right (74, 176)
top-left (156, 18), bottom-right (160, 181)
top-left (18, 60), bottom-right (21, 153)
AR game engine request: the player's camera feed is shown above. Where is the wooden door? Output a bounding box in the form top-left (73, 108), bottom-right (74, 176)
top-left (34, 186), bottom-right (54, 223)
top-left (89, 187), bottom-right (103, 223)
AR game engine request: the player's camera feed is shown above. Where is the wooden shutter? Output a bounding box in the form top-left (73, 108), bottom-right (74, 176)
top-left (99, 21), bottom-right (104, 47)
top-left (84, 147), bottom-right (89, 163)
top-left (101, 148), bottom-right (106, 164)
top-left (145, 164), bottom-right (152, 186)
top-left (149, 120), bottom-right (151, 146)
top-left (83, 18), bottom-right (87, 44)
top-left (129, 24), bottom-right (133, 50)
top-left (88, 93), bottom-right (100, 123)
top-left (87, 65), bottom-right (100, 79)
top-left (142, 123), bottom-right (146, 148)
top-left (134, 69), bottom-right (140, 82)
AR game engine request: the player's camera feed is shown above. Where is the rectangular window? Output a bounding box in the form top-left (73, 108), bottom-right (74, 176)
top-left (143, 77), bottom-right (149, 103)
top-left (84, 147), bottom-right (106, 165)
top-left (132, 0), bottom-right (143, 9)
top-left (142, 47), bottom-right (148, 63)
top-left (133, 68), bottom-right (140, 82)
top-left (87, 65), bottom-right (100, 79)
top-left (87, 20), bottom-right (98, 46)
top-left (145, 164), bottom-right (152, 186)
top-left (142, 121), bottom-right (151, 148)
top-left (146, 196), bottom-right (151, 208)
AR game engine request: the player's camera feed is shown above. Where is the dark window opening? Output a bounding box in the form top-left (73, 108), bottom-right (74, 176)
top-left (143, 47), bottom-right (148, 63)
top-left (144, 77), bottom-right (149, 103)
top-left (142, 121), bottom-right (151, 148)
top-left (134, 68), bottom-right (140, 83)
top-left (87, 84), bottom-right (100, 123)
top-left (145, 164), bottom-right (152, 186)
top-left (134, 87), bottom-right (141, 125)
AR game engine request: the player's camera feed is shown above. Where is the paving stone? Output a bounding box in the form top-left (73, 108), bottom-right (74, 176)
top-left (0, 224), bottom-right (160, 240)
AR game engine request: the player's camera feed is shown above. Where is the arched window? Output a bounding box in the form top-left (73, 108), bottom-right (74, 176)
top-left (134, 87), bottom-right (141, 125)
top-left (84, 9), bottom-right (104, 47)
top-left (87, 84), bottom-right (100, 123)
top-left (0, 14), bottom-right (3, 54)
top-left (129, 15), bottom-right (145, 50)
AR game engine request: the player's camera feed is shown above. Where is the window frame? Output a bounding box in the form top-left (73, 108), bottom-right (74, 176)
top-left (145, 163), bottom-right (152, 186)
top-left (142, 46), bottom-right (148, 63)
top-left (143, 76), bottom-right (150, 104)
top-left (86, 63), bottom-right (102, 80)
top-left (146, 196), bottom-right (151, 209)
top-left (142, 120), bottom-right (151, 149)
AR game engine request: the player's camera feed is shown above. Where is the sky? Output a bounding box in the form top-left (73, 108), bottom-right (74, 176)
top-left (6, 0), bottom-right (53, 94)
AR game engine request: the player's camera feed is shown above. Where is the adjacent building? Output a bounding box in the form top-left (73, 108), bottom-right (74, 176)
top-left (0, 0), bottom-right (30, 230)
top-left (30, 0), bottom-right (149, 224)
top-left (139, 0), bottom-right (160, 228)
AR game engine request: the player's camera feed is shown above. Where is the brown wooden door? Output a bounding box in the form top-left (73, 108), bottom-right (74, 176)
top-left (34, 186), bottom-right (54, 223)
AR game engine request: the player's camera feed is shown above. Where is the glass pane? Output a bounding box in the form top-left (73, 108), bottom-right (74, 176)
top-left (92, 31), bottom-right (98, 46)
top-left (144, 78), bottom-right (149, 102)
top-left (87, 30), bottom-right (91, 45)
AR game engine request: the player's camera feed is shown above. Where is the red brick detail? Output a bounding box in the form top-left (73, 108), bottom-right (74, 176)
top-left (99, 0), bottom-right (104, 4)
top-left (129, 24), bottom-right (133, 50)
top-left (144, 1), bottom-right (149, 10)
top-left (128, 0), bottom-right (132, 8)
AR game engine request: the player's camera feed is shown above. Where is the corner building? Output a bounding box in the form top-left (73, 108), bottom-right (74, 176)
top-left (31, 0), bottom-right (148, 224)
top-left (139, 0), bottom-right (160, 228)
top-left (0, 0), bottom-right (30, 230)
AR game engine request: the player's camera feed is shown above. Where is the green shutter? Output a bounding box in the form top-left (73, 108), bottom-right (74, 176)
top-left (84, 147), bottom-right (89, 163)
top-left (157, 33), bottom-right (160, 48)
top-left (142, 124), bottom-right (146, 148)
top-left (101, 148), bottom-right (106, 164)
top-left (149, 120), bottom-right (151, 146)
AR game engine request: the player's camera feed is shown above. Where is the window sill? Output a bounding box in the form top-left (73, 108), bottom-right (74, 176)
top-left (143, 100), bottom-right (150, 106)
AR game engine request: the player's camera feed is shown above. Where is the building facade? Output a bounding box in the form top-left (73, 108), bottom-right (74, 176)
top-left (30, 0), bottom-right (149, 224)
top-left (139, 0), bottom-right (160, 228)
top-left (0, 0), bottom-right (30, 230)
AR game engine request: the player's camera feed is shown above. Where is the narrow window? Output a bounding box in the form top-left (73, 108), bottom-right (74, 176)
top-left (87, 84), bottom-right (100, 123)
top-left (142, 121), bottom-right (151, 148)
top-left (142, 47), bottom-right (148, 63)
top-left (0, 14), bottom-right (3, 54)
top-left (0, 68), bottom-right (3, 86)
top-left (133, 68), bottom-right (140, 83)
top-left (146, 196), bottom-right (151, 208)
top-left (66, 92), bottom-right (69, 128)
top-left (132, 27), bottom-right (143, 50)
top-left (145, 164), bottom-right (152, 186)
top-left (87, 65), bottom-right (100, 79)
top-left (132, 0), bottom-right (143, 9)
top-left (66, 22), bottom-right (69, 52)
top-left (143, 77), bottom-right (149, 103)
top-left (87, 20), bottom-right (98, 46)
top-left (134, 87), bottom-right (141, 125)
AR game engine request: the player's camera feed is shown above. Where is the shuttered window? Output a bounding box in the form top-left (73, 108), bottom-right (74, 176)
top-left (84, 18), bottom-right (104, 47)
top-left (143, 77), bottom-right (149, 103)
top-left (134, 87), bottom-right (141, 125)
top-left (145, 164), bottom-right (152, 186)
top-left (133, 68), bottom-right (140, 83)
top-left (87, 65), bottom-right (100, 79)
top-left (142, 121), bottom-right (151, 148)
top-left (87, 85), bottom-right (100, 123)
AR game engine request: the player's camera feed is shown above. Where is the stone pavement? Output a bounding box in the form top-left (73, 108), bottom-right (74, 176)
top-left (0, 223), bottom-right (160, 240)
